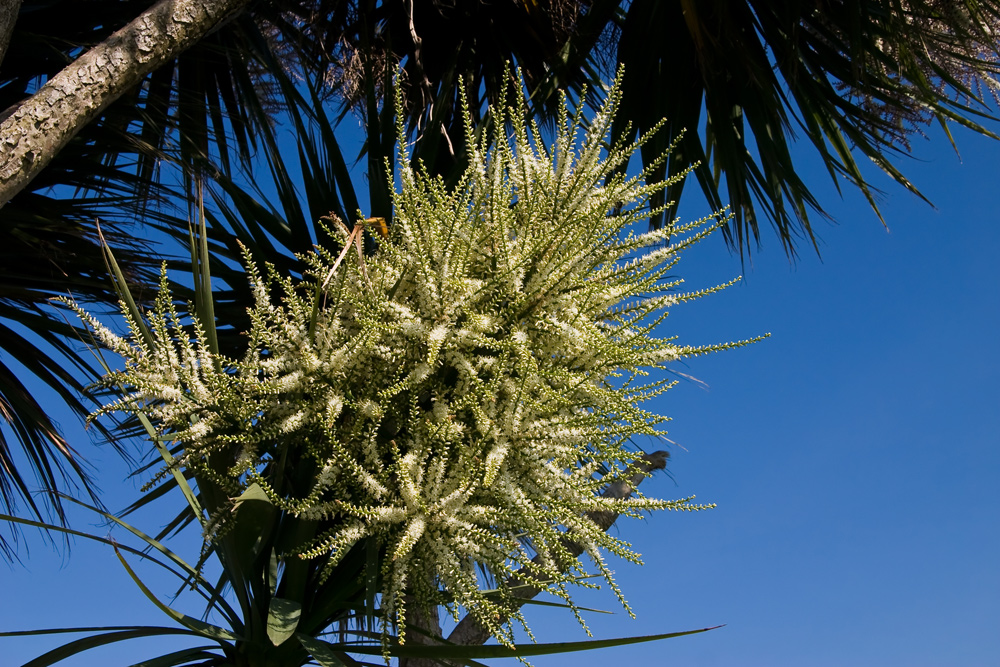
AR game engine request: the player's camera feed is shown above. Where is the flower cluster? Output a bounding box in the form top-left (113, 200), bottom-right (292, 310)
top-left (70, 80), bottom-right (763, 646)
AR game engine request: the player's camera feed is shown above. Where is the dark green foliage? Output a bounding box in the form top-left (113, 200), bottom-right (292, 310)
top-left (3, 0), bottom-right (1000, 548)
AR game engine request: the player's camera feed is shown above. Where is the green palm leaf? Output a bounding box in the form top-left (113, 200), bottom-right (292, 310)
top-left (610, 0), bottom-right (1000, 254)
top-left (306, 627), bottom-right (722, 661)
top-left (4, 0), bottom-right (1000, 554)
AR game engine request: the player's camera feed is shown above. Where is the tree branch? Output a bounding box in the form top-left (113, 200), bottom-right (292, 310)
top-left (0, 0), bottom-right (21, 73)
top-left (0, 0), bottom-right (253, 207)
top-left (444, 450), bottom-right (671, 648)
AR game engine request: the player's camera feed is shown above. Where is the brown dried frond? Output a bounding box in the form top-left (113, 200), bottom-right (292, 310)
top-left (323, 37), bottom-right (400, 114)
top-left (820, 0), bottom-right (1000, 149)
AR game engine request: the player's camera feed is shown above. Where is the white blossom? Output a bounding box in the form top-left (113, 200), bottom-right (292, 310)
top-left (73, 74), bottom-right (767, 651)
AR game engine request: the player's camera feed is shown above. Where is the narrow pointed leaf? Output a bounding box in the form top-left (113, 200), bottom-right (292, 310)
top-left (194, 181), bottom-right (220, 357)
top-left (127, 645), bottom-right (222, 667)
top-left (296, 633), bottom-right (351, 667)
top-left (0, 513), bottom-right (200, 587)
top-left (0, 625), bottom-right (199, 638)
top-left (57, 495), bottom-right (239, 626)
top-left (266, 597), bottom-right (302, 646)
top-left (113, 546), bottom-right (239, 642)
top-left (231, 482), bottom-right (272, 508)
top-left (96, 224), bottom-right (153, 352)
top-left (19, 628), bottom-right (203, 667)
top-left (320, 627), bottom-right (722, 659)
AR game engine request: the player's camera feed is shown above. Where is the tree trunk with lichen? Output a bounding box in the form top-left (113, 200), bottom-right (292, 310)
top-left (0, 0), bottom-right (252, 207)
top-left (0, 0), bottom-right (21, 72)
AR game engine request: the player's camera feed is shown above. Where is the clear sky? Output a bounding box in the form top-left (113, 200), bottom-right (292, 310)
top-left (511, 121), bottom-right (1000, 666)
top-left (2, 111), bottom-right (998, 666)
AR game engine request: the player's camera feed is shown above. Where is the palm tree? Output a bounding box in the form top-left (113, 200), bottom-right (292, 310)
top-left (1, 0), bottom-right (999, 547)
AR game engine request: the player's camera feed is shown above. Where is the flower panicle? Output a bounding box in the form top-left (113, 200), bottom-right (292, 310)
top-left (74, 72), bottom-right (764, 652)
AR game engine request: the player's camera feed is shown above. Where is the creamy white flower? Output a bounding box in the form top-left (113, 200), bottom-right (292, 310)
top-left (76, 73), bottom-right (756, 652)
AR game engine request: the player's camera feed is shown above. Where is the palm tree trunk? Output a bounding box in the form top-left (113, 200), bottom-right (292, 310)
top-left (0, 0), bottom-right (252, 208)
top-left (0, 0), bottom-right (21, 71)
top-left (397, 598), bottom-right (444, 667)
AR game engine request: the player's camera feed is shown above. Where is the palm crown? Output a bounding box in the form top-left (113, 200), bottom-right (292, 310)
top-left (50, 77), bottom-right (747, 662)
top-left (1, 0), bottom-right (999, 543)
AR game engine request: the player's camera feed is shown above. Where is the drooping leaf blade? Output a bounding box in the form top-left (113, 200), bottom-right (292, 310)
top-left (126, 645), bottom-right (223, 667)
top-left (318, 626), bottom-right (722, 660)
top-left (296, 633), bottom-right (353, 667)
top-left (112, 545), bottom-right (240, 643)
top-left (18, 627), bottom-right (206, 667)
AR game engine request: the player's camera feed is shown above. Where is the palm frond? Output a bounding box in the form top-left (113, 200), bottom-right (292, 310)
top-left (5, 0), bottom-right (1000, 548)
top-left (610, 0), bottom-right (1000, 255)
top-left (0, 0), bottom-right (340, 539)
top-left (0, 135), bottom-right (159, 545)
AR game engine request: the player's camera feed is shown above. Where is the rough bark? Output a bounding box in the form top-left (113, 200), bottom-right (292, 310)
top-left (397, 597), bottom-right (444, 667)
top-left (0, 0), bottom-right (253, 207)
top-left (436, 450), bottom-right (670, 650)
top-left (0, 0), bottom-right (21, 72)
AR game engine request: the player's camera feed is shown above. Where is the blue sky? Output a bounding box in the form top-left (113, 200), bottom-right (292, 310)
top-left (2, 111), bottom-right (998, 666)
top-left (517, 123), bottom-right (1000, 665)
